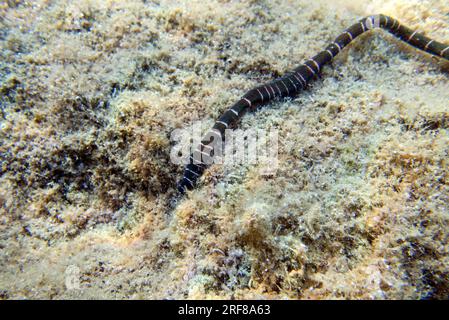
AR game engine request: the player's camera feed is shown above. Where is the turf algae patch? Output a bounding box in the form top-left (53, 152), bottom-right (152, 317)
top-left (1, 0), bottom-right (448, 299)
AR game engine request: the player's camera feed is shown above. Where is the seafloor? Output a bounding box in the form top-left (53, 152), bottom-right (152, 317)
top-left (0, 0), bottom-right (448, 299)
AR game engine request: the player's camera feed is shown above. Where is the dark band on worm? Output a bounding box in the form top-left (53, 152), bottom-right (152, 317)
top-left (177, 14), bottom-right (449, 194)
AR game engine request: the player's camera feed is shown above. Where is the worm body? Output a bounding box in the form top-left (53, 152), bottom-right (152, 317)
top-left (178, 14), bottom-right (449, 194)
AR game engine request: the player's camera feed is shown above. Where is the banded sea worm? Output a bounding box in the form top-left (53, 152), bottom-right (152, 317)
top-left (177, 14), bottom-right (449, 194)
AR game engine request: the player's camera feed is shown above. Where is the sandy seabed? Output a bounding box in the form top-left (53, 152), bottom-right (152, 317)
top-left (0, 0), bottom-right (448, 299)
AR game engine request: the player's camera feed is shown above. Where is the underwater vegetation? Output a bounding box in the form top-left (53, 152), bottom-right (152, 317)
top-left (0, 0), bottom-right (448, 299)
top-left (177, 13), bottom-right (449, 194)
